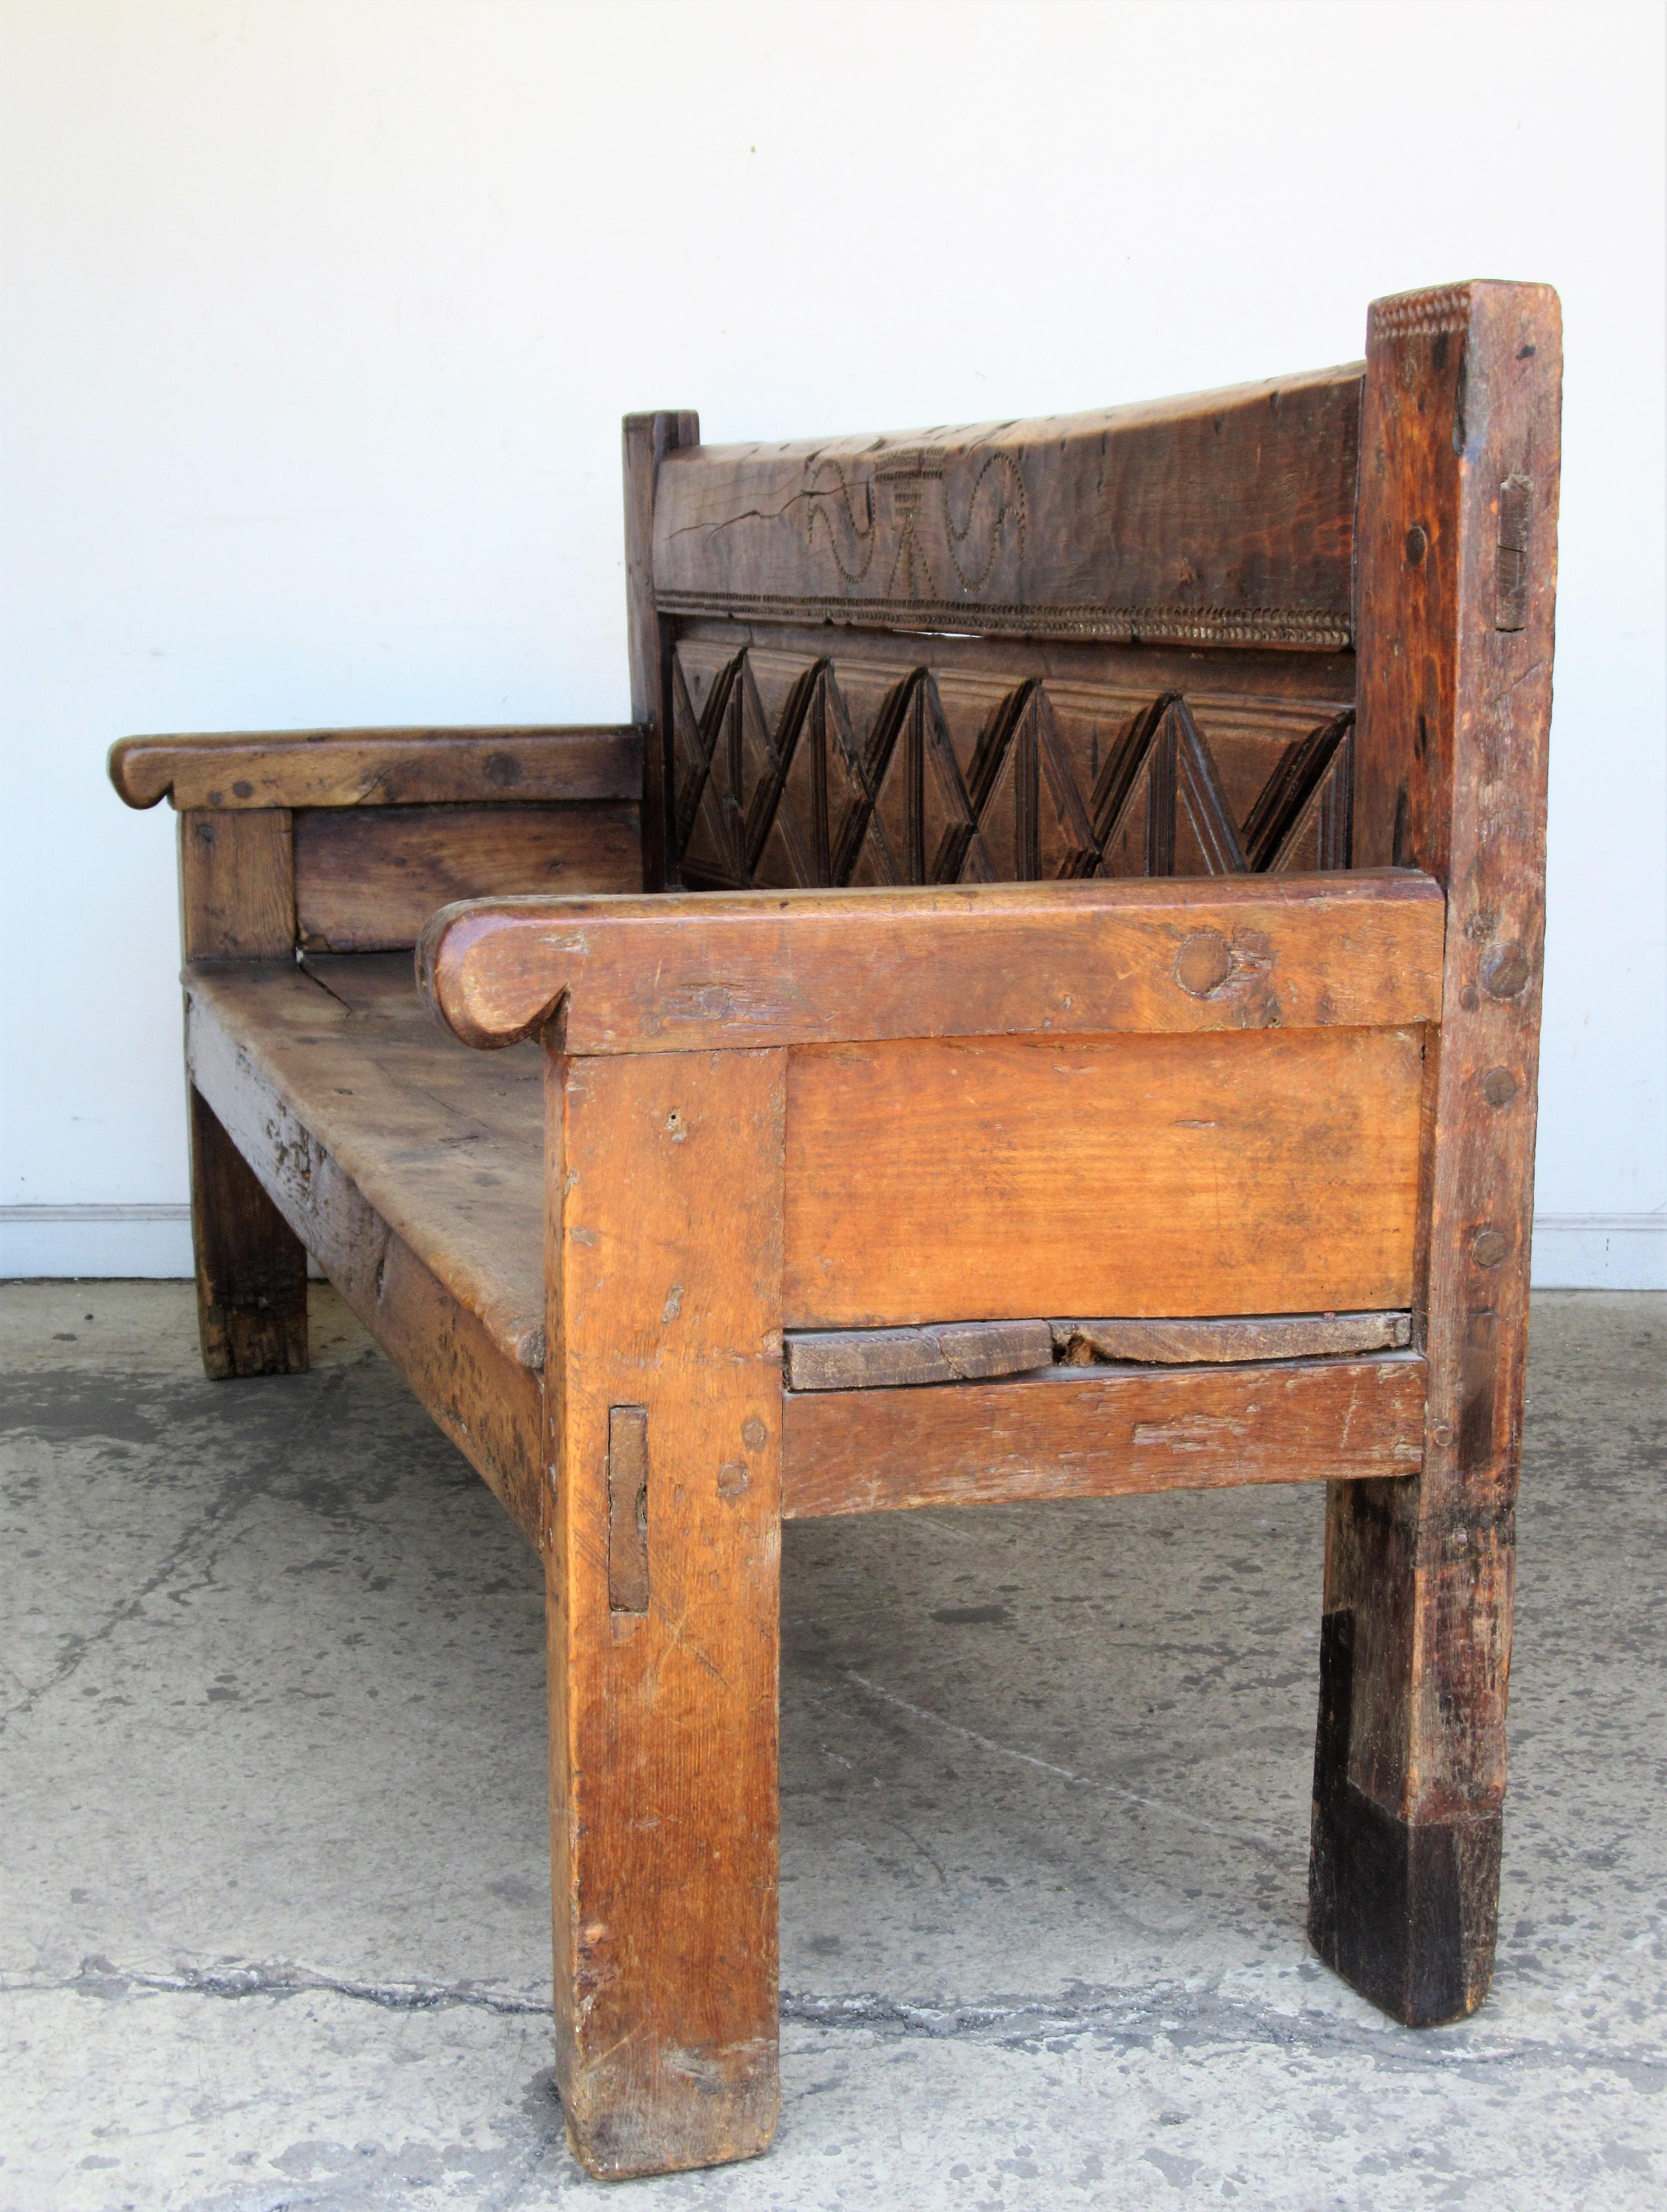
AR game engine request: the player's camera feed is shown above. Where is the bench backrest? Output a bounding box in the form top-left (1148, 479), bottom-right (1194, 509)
top-left (626, 362), bottom-right (1368, 896)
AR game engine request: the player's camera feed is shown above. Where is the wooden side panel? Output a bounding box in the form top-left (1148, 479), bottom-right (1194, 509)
top-left (547, 1048), bottom-right (783, 2178)
top-left (188, 1084), bottom-right (308, 1378)
top-left (782, 1351), bottom-right (1426, 1518)
top-left (179, 809), bottom-right (295, 959)
top-left (186, 989), bottom-right (543, 1543)
top-left (783, 1027), bottom-right (1425, 1328)
top-left (1311, 281), bottom-right (1562, 2027)
top-left (292, 802), bottom-right (641, 952)
top-left (652, 366), bottom-right (1361, 649)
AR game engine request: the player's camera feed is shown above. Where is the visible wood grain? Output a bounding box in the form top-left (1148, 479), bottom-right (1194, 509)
top-left (186, 979), bottom-right (543, 1542)
top-left (110, 726), bottom-right (643, 809)
top-left (652, 366), bottom-right (1362, 649)
top-left (419, 868), bottom-right (1445, 1054)
top-left (179, 809), bottom-right (295, 959)
top-left (292, 802), bottom-right (641, 951)
top-left (188, 1083), bottom-right (308, 1378)
top-left (184, 956), bottom-right (546, 1371)
top-left (781, 1351), bottom-right (1425, 1518)
top-left (1310, 280), bottom-right (1562, 2028)
top-left (1053, 1310), bottom-right (1412, 1365)
top-left (783, 1027), bottom-right (1425, 1329)
top-left (785, 1319), bottom-right (1052, 1392)
top-left (546, 1047), bottom-right (783, 2176)
top-left (624, 411), bottom-right (699, 890)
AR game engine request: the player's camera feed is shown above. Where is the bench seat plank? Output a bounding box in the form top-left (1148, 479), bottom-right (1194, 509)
top-left (184, 956), bottom-right (547, 1539)
top-left (185, 955), bottom-right (547, 1363)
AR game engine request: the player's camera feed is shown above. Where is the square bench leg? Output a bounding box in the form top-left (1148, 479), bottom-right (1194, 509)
top-left (188, 1083), bottom-right (308, 1379)
top-left (1308, 1471), bottom-right (1512, 2024)
top-left (544, 1045), bottom-right (785, 2179)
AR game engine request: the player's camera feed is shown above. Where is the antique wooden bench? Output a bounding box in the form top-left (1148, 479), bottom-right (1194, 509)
top-left (110, 279), bottom-right (1561, 2181)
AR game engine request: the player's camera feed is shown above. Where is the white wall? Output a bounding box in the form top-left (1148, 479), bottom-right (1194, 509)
top-left (2, 0), bottom-right (1662, 1285)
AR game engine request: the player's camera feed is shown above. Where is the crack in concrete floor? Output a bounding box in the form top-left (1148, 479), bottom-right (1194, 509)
top-left (3, 1282), bottom-right (1663, 2210)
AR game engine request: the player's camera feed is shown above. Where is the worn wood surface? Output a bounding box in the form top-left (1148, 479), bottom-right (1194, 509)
top-left (784, 1027), bottom-right (1424, 1329)
top-left (1309, 281), bottom-right (1562, 2028)
top-left (184, 957), bottom-right (546, 1371)
top-left (625, 411), bottom-right (699, 890)
top-left (178, 809), bottom-right (295, 960)
top-left (292, 802), bottom-right (641, 952)
top-left (110, 725), bottom-right (643, 810)
top-left (188, 1083), bottom-right (308, 1378)
top-left (1054, 1310), bottom-right (1412, 1365)
top-left (652, 366), bottom-right (1362, 649)
top-left (420, 869), bottom-right (1444, 1054)
top-left (785, 1319), bottom-right (1052, 1393)
top-left (547, 1046), bottom-right (783, 2176)
top-left (186, 978), bottom-right (543, 1541)
top-left (781, 1350), bottom-right (1425, 1518)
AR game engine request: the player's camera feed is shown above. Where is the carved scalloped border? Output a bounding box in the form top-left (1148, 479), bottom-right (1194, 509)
top-left (656, 591), bottom-right (1352, 652)
top-left (1369, 285), bottom-right (1473, 341)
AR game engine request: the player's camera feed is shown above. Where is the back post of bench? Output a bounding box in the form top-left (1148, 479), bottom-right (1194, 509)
top-left (1311, 282), bottom-right (1562, 2022)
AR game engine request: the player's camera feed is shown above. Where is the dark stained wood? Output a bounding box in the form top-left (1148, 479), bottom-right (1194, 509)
top-left (178, 809), bottom-right (295, 960)
top-left (184, 956), bottom-right (546, 1371)
top-left (186, 976), bottom-right (543, 1542)
top-left (785, 1319), bottom-right (1052, 1392)
top-left (110, 726), bottom-right (643, 810)
top-left (188, 1084), bottom-right (308, 1379)
top-left (668, 638), bottom-right (1362, 893)
top-left (292, 802), bottom-right (641, 951)
top-left (652, 366), bottom-right (1363, 649)
top-left (546, 1045), bottom-right (783, 2177)
top-left (1310, 280), bottom-right (1562, 2028)
top-left (624, 412), bottom-right (699, 890)
top-left (420, 869), bottom-right (1445, 1053)
top-left (784, 1028), bottom-right (1425, 1329)
top-left (1054, 1310), bottom-right (1412, 1365)
top-left (781, 1351), bottom-right (1425, 1519)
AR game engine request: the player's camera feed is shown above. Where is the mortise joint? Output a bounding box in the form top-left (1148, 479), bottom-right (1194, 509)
top-left (607, 1406), bottom-right (650, 1614)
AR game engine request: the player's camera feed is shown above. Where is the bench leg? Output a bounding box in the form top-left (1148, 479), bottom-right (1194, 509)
top-left (1308, 1471), bottom-right (1512, 2023)
top-left (188, 1083), bottom-right (308, 1379)
top-left (545, 1045), bottom-right (785, 2178)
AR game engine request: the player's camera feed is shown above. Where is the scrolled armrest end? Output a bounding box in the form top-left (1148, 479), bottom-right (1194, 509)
top-left (417, 899), bottom-right (571, 1052)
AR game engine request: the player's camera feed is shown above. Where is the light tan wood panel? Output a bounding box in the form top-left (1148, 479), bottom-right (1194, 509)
top-left (783, 1026), bottom-right (1425, 1328)
top-left (294, 802), bottom-right (641, 951)
top-left (781, 1350), bottom-right (1426, 1518)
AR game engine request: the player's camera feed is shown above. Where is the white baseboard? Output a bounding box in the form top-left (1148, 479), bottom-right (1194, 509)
top-left (0, 1204), bottom-right (195, 1279)
top-left (1529, 1214), bottom-right (1667, 1291)
top-left (0, 1205), bottom-right (320, 1282)
top-left (4, 1205), bottom-right (1664, 1290)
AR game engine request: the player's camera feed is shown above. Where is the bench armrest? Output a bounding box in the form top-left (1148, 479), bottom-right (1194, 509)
top-left (417, 870), bottom-right (1445, 1054)
top-left (108, 724), bottom-right (644, 811)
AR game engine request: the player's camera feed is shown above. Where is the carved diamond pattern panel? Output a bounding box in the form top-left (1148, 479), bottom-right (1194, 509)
top-left (670, 642), bottom-right (1354, 889)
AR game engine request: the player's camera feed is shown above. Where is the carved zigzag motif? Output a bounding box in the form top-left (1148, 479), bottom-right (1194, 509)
top-left (672, 649), bottom-right (1354, 889)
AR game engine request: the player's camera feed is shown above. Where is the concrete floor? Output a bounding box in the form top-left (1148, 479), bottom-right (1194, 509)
top-left (0, 1285), bottom-right (1661, 2211)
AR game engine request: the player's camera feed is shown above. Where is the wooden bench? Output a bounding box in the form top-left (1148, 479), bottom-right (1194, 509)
top-left (111, 279), bottom-right (1561, 2181)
